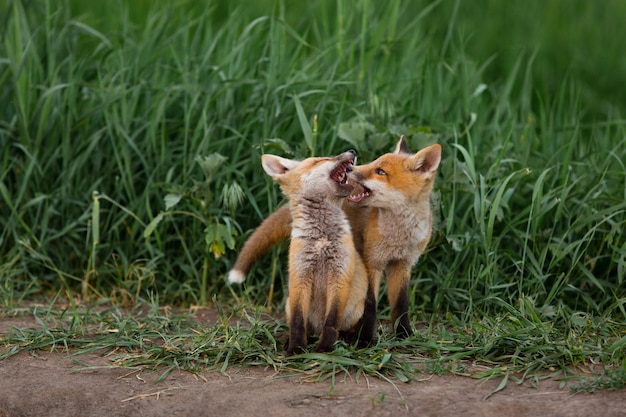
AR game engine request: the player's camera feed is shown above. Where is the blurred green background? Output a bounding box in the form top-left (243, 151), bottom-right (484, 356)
top-left (66, 0), bottom-right (626, 117)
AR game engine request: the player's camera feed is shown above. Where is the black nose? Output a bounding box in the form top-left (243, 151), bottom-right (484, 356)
top-left (348, 149), bottom-right (357, 156)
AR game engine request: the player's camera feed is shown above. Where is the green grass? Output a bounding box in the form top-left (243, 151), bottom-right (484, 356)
top-left (1, 0), bottom-right (625, 391)
top-left (1, 300), bottom-right (624, 393)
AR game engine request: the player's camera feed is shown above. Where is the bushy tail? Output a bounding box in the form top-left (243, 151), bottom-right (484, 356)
top-left (227, 205), bottom-right (292, 284)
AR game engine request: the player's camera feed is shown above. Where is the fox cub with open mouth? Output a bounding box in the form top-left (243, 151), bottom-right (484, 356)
top-left (261, 150), bottom-right (368, 355)
top-left (231, 137), bottom-right (441, 346)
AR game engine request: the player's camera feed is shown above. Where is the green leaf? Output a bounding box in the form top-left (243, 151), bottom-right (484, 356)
top-left (293, 94), bottom-right (313, 155)
top-left (195, 153), bottom-right (227, 182)
top-left (393, 369), bottom-right (411, 383)
top-left (205, 222), bottom-right (237, 259)
top-left (261, 138), bottom-right (294, 156)
top-left (144, 212), bottom-right (165, 239)
top-left (91, 191), bottom-right (100, 245)
top-left (337, 119), bottom-right (375, 150)
top-left (484, 372), bottom-right (509, 400)
top-left (164, 193), bottom-right (182, 210)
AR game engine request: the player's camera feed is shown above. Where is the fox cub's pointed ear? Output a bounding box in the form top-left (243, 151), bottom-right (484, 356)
top-left (394, 135), bottom-right (411, 154)
top-left (406, 144), bottom-right (441, 174)
top-left (261, 154), bottom-right (301, 178)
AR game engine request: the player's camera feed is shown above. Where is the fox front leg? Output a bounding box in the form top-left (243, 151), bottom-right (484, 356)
top-left (285, 283), bottom-right (311, 356)
top-left (356, 269), bottom-right (382, 346)
top-left (386, 261), bottom-right (413, 338)
top-left (286, 309), bottom-right (307, 356)
top-left (316, 304), bottom-right (340, 353)
top-left (317, 281), bottom-right (351, 352)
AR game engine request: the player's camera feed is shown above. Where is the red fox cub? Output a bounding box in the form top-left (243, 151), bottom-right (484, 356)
top-left (346, 139), bottom-right (441, 342)
top-left (229, 137), bottom-right (441, 345)
top-left (260, 150), bottom-right (368, 355)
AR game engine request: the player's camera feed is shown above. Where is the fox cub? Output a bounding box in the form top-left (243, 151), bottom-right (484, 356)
top-left (261, 150), bottom-right (368, 355)
top-left (344, 139), bottom-right (441, 342)
top-left (229, 137), bottom-right (441, 345)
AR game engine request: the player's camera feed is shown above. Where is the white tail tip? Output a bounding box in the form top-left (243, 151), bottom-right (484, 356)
top-left (227, 270), bottom-right (246, 284)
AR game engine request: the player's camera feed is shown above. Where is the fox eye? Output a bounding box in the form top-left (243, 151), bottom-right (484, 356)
top-left (375, 168), bottom-right (387, 176)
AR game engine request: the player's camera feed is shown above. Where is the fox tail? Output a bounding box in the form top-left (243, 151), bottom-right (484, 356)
top-left (227, 205), bottom-right (292, 284)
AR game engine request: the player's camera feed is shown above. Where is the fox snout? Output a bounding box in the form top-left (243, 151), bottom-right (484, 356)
top-left (338, 149), bottom-right (357, 165)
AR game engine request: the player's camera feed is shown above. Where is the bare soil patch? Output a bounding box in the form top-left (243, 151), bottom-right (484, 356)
top-left (1, 311), bottom-right (624, 417)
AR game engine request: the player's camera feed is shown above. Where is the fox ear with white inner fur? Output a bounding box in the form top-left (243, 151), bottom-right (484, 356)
top-left (406, 144), bottom-right (442, 174)
top-left (394, 135), bottom-right (411, 154)
top-left (261, 155), bottom-right (301, 178)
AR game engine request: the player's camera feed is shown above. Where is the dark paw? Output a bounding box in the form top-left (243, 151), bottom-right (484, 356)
top-left (286, 344), bottom-right (306, 356)
top-left (357, 335), bottom-right (375, 348)
top-left (285, 335), bottom-right (307, 356)
top-left (315, 340), bottom-right (335, 353)
top-left (394, 320), bottom-right (413, 339)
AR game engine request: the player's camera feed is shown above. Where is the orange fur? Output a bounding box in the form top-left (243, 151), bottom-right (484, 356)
top-left (260, 151), bottom-right (367, 355)
top-left (346, 141), bottom-right (441, 339)
top-left (229, 137), bottom-right (441, 344)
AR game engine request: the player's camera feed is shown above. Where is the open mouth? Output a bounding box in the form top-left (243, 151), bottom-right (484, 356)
top-left (347, 183), bottom-right (370, 203)
top-left (330, 159), bottom-right (354, 187)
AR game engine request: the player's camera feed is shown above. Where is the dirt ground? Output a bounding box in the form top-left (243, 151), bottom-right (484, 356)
top-left (1, 312), bottom-right (624, 417)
